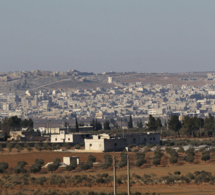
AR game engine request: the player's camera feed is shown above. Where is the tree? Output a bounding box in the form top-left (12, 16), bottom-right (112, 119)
top-left (204, 114), bottom-right (215, 136)
top-left (75, 117), bottom-right (79, 132)
top-left (168, 115), bottom-right (182, 137)
top-left (90, 119), bottom-right (102, 131)
top-left (137, 119), bottom-right (143, 128)
top-left (127, 115), bottom-right (133, 129)
top-left (181, 116), bottom-right (203, 137)
top-left (104, 120), bottom-right (111, 130)
top-left (156, 118), bottom-right (162, 130)
top-left (146, 115), bottom-right (157, 131)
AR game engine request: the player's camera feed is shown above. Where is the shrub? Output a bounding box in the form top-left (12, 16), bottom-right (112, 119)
top-left (81, 161), bottom-right (93, 170)
top-left (102, 154), bottom-right (112, 169)
top-left (186, 147), bottom-right (195, 156)
top-left (136, 153), bottom-right (146, 167)
top-left (174, 171), bottom-right (181, 175)
top-left (0, 145), bottom-right (4, 152)
top-left (88, 155), bottom-right (96, 163)
top-left (35, 159), bottom-right (44, 166)
top-left (74, 144), bottom-right (81, 149)
top-left (119, 153), bottom-right (127, 168)
top-left (6, 143), bottom-right (13, 152)
top-left (201, 151), bottom-right (210, 162)
top-left (30, 164), bottom-right (41, 173)
top-left (0, 162), bottom-right (9, 173)
top-left (66, 164), bottom-right (77, 171)
top-left (47, 163), bottom-right (59, 172)
top-left (170, 155), bottom-right (178, 164)
top-left (178, 146), bottom-right (185, 153)
top-left (184, 155), bottom-right (194, 162)
top-left (53, 158), bottom-right (61, 166)
top-left (153, 157), bottom-right (161, 167)
top-left (34, 144), bottom-right (42, 151)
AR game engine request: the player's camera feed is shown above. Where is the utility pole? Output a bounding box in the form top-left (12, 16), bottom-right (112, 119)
top-left (127, 154), bottom-right (130, 195)
top-left (113, 156), bottom-right (116, 195)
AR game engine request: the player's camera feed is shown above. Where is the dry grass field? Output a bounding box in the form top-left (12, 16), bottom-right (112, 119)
top-left (1, 148), bottom-right (215, 194)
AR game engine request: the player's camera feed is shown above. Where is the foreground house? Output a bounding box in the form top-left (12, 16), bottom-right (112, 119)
top-left (85, 132), bottom-right (160, 152)
top-left (85, 134), bottom-right (127, 152)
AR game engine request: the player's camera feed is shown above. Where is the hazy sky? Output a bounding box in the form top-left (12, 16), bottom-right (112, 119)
top-left (0, 1), bottom-right (215, 73)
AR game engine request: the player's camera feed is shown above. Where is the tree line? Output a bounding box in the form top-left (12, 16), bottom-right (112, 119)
top-left (146, 114), bottom-right (215, 137)
top-left (0, 116), bottom-right (33, 139)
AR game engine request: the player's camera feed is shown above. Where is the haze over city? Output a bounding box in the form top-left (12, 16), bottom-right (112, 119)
top-left (1, 0), bottom-right (215, 74)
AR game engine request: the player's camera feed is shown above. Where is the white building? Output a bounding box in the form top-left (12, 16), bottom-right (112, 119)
top-left (63, 156), bottom-right (80, 165)
top-left (85, 132), bottom-right (160, 152)
top-left (85, 134), bottom-right (127, 152)
top-left (51, 130), bottom-right (92, 144)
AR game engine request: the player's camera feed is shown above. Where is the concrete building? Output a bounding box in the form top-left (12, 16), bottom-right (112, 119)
top-left (51, 130), bottom-right (92, 144)
top-left (116, 132), bottom-right (160, 146)
top-left (63, 156), bottom-right (80, 165)
top-left (85, 134), bottom-right (127, 152)
top-left (85, 132), bottom-right (160, 152)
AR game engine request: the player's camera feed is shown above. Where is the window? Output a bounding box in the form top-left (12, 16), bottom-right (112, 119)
top-left (68, 138), bottom-right (70, 141)
top-left (90, 144), bottom-right (92, 147)
top-left (55, 138), bottom-right (57, 141)
top-left (153, 137), bottom-right (155, 140)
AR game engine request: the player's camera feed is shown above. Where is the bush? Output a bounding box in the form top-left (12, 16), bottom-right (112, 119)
top-left (88, 155), bottom-right (96, 163)
top-left (178, 146), bottom-right (185, 153)
top-left (0, 145), bottom-right (4, 152)
top-left (201, 151), bottom-right (210, 162)
top-left (119, 153), bottom-right (127, 168)
top-left (102, 154), bottom-right (112, 169)
top-left (74, 144), bottom-right (81, 149)
top-left (81, 161), bottom-right (93, 170)
top-left (53, 158), bottom-right (61, 166)
top-left (170, 155), bottom-right (178, 164)
top-left (184, 155), bottom-right (194, 162)
top-left (47, 163), bottom-right (59, 172)
top-left (0, 162), bottom-right (9, 173)
top-left (35, 159), bottom-right (44, 166)
top-left (174, 171), bottom-right (181, 175)
top-left (34, 144), bottom-right (42, 151)
top-left (30, 164), bottom-right (41, 173)
top-left (153, 157), bottom-right (161, 166)
top-left (14, 161), bottom-right (27, 174)
top-left (136, 153), bottom-right (146, 167)
top-left (66, 164), bottom-right (77, 171)
top-left (6, 143), bottom-right (13, 152)
top-left (186, 147), bottom-right (195, 156)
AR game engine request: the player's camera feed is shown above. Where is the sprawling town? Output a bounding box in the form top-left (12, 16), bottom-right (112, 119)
top-left (1, 70), bottom-right (215, 125)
